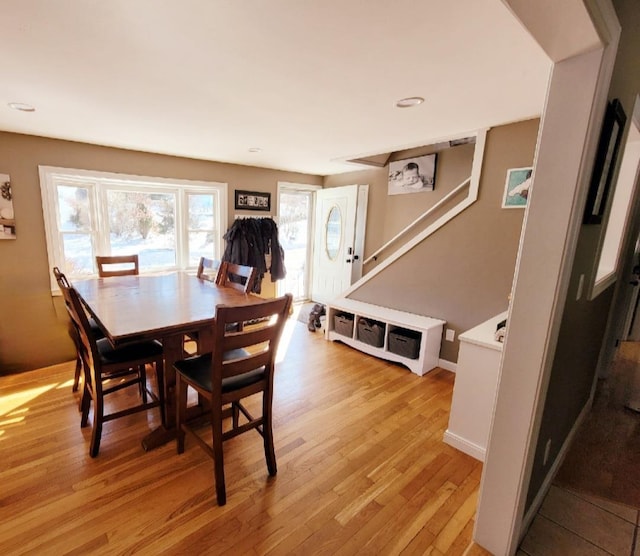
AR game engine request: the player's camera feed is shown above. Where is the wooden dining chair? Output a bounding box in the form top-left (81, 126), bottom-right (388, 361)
top-left (184, 257), bottom-right (220, 355)
top-left (196, 256), bottom-right (220, 282)
top-left (96, 254), bottom-right (139, 277)
top-left (175, 293), bottom-right (293, 505)
top-left (53, 267), bottom-right (105, 395)
top-left (215, 261), bottom-right (257, 293)
top-left (61, 281), bottom-right (165, 457)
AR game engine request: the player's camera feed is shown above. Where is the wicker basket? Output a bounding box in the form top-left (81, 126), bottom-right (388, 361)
top-left (357, 318), bottom-right (385, 347)
top-left (388, 328), bottom-right (421, 359)
top-left (333, 313), bottom-right (354, 337)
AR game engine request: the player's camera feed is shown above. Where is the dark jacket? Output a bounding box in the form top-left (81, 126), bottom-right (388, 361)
top-left (222, 217), bottom-right (286, 293)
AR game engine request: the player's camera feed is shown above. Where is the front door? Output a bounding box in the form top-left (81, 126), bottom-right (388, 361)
top-left (311, 184), bottom-right (366, 304)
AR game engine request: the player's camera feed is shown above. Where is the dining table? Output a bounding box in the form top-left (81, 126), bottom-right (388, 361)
top-left (72, 271), bottom-right (264, 450)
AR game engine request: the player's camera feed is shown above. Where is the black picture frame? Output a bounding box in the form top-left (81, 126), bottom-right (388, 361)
top-left (583, 98), bottom-right (627, 225)
top-left (234, 190), bottom-right (271, 212)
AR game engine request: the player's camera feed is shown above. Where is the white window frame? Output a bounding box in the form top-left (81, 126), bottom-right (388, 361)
top-left (590, 95), bottom-right (640, 299)
top-left (39, 165), bottom-right (227, 292)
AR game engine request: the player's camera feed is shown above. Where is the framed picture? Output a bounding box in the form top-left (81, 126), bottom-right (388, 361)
top-left (388, 153), bottom-right (437, 195)
top-left (502, 167), bottom-right (533, 209)
top-left (0, 174), bottom-right (16, 240)
top-left (583, 98), bottom-right (627, 224)
top-left (234, 190), bottom-right (271, 212)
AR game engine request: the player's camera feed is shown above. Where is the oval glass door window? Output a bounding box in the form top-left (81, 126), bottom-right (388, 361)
top-left (325, 205), bottom-right (342, 260)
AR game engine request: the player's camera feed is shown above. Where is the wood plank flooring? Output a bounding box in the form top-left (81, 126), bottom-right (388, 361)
top-left (0, 317), bottom-right (485, 555)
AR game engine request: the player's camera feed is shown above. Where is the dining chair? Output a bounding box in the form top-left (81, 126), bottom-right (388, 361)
top-left (197, 256), bottom-right (220, 282)
top-left (61, 280), bottom-right (165, 457)
top-left (96, 254), bottom-right (139, 277)
top-left (215, 261), bottom-right (257, 293)
top-left (184, 257), bottom-right (221, 355)
top-left (53, 267), bottom-right (105, 395)
top-left (175, 293), bottom-right (293, 505)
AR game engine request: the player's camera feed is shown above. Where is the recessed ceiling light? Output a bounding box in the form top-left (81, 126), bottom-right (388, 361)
top-left (248, 147), bottom-right (262, 153)
top-left (8, 102), bottom-right (36, 112)
top-left (395, 96), bottom-right (424, 108)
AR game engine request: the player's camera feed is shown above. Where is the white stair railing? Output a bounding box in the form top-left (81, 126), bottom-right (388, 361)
top-left (364, 176), bottom-right (471, 265)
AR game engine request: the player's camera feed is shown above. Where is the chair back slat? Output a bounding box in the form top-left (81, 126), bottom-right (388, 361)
top-left (212, 295), bottom-right (292, 382)
top-left (96, 255), bottom-right (139, 277)
top-left (197, 257), bottom-right (220, 282)
top-left (215, 262), bottom-right (257, 293)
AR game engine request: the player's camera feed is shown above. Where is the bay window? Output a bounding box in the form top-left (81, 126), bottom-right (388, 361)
top-left (40, 166), bottom-right (227, 291)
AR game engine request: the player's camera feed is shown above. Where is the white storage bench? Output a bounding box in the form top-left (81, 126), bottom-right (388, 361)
top-left (325, 298), bottom-right (445, 376)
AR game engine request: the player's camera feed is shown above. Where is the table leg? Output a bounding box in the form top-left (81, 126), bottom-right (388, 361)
top-left (141, 333), bottom-right (182, 451)
top-left (141, 327), bottom-right (215, 451)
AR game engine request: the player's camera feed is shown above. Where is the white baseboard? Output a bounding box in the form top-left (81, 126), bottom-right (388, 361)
top-left (439, 359), bottom-right (457, 373)
top-left (443, 430), bottom-right (485, 461)
top-left (520, 399), bottom-right (592, 539)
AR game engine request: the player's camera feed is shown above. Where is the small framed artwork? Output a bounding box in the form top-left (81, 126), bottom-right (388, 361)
top-left (388, 153), bottom-right (437, 195)
top-left (0, 174), bottom-right (16, 240)
top-left (234, 190), bottom-right (271, 212)
top-left (502, 167), bottom-right (533, 209)
top-left (583, 98), bottom-right (627, 224)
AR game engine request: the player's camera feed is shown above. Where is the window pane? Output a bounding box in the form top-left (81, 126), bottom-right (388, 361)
top-left (187, 193), bottom-right (216, 265)
top-left (57, 185), bottom-right (91, 232)
top-left (62, 233), bottom-right (94, 275)
top-left (189, 194), bottom-right (214, 230)
top-left (107, 190), bottom-right (176, 269)
top-left (188, 231), bottom-right (215, 266)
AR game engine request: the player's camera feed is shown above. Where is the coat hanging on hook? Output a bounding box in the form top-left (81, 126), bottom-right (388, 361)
top-left (221, 217), bottom-right (286, 294)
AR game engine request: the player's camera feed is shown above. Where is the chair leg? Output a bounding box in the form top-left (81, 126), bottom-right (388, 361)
top-left (80, 376), bottom-right (92, 428)
top-left (232, 402), bottom-right (240, 430)
top-left (212, 406), bottom-right (226, 505)
top-left (72, 353), bottom-right (82, 393)
top-left (89, 393), bottom-right (104, 458)
top-left (176, 375), bottom-right (187, 454)
top-left (139, 364), bottom-right (148, 403)
top-left (155, 359), bottom-right (165, 426)
top-left (263, 394), bottom-right (277, 476)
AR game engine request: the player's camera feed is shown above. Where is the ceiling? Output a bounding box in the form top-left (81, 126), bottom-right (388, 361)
top-left (0, 0), bottom-right (552, 176)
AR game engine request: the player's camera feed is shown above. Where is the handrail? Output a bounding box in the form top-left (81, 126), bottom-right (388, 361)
top-left (363, 176), bottom-right (472, 265)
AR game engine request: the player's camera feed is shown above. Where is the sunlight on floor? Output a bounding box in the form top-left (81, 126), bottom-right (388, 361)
top-left (276, 311), bottom-right (300, 364)
top-left (0, 383), bottom-right (61, 435)
top-left (0, 384), bottom-right (58, 417)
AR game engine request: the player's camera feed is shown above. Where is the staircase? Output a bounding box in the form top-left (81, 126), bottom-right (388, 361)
top-left (325, 129), bottom-right (488, 375)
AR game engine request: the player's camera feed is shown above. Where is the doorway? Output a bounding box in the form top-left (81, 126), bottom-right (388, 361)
top-left (276, 182), bottom-right (320, 302)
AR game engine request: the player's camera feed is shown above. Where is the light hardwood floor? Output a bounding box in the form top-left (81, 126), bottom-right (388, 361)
top-left (0, 317), bottom-right (487, 555)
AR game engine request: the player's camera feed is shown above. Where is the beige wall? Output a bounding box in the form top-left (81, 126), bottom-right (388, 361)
top-left (325, 119), bottom-right (540, 362)
top-left (0, 132), bottom-right (321, 374)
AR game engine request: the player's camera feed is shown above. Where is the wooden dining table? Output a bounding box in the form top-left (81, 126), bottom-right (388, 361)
top-left (72, 272), bottom-right (264, 450)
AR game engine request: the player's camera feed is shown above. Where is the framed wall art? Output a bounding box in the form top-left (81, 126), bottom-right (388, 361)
top-left (502, 167), bottom-right (533, 209)
top-left (388, 153), bottom-right (437, 195)
top-left (0, 174), bottom-right (16, 240)
top-left (234, 190), bottom-right (271, 212)
top-left (583, 98), bottom-right (627, 224)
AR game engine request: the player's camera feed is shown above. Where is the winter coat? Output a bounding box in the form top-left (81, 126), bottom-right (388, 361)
top-left (221, 217), bottom-right (286, 293)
